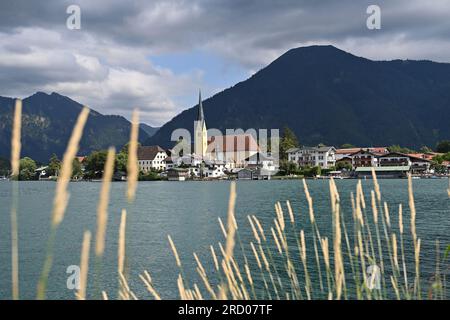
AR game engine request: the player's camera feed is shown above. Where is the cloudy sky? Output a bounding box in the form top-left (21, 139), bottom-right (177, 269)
top-left (1, 0), bottom-right (450, 126)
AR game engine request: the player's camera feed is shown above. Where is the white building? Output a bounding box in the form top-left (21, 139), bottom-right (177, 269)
top-left (287, 146), bottom-right (336, 169)
top-left (137, 146), bottom-right (168, 172)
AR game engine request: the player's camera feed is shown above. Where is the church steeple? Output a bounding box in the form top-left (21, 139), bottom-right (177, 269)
top-left (197, 89), bottom-right (204, 123)
top-left (194, 89), bottom-right (208, 157)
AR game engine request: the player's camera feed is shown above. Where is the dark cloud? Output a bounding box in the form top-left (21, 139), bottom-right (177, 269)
top-left (1, 0), bottom-right (450, 124)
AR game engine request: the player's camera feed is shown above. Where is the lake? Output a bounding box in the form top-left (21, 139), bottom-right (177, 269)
top-left (0, 179), bottom-right (448, 299)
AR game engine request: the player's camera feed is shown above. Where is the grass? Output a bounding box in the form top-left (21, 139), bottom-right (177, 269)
top-left (7, 105), bottom-right (450, 300)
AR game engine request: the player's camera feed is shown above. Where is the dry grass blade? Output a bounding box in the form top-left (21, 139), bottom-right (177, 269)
top-left (140, 270), bottom-right (161, 300)
top-left (52, 107), bottom-right (90, 227)
top-left (77, 231), bottom-right (92, 300)
top-left (168, 235), bottom-right (182, 267)
top-left (10, 99), bottom-right (22, 300)
top-left (95, 147), bottom-right (116, 257)
top-left (37, 107), bottom-right (90, 300)
top-left (10, 99), bottom-right (22, 177)
top-left (118, 209), bottom-right (127, 274)
top-left (224, 182), bottom-right (237, 263)
top-left (126, 109), bottom-right (139, 202)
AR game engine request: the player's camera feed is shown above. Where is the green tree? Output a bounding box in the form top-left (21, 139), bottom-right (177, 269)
top-left (72, 158), bottom-right (83, 179)
top-left (419, 146), bottom-right (432, 153)
top-left (19, 157), bottom-right (37, 180)
top-left (387, 145), bottom-right (416, 154)
top-left (280, 126), bottom-right (299, 160)
top-left (340, 143), bottom-right (355, 149)
top-left (436, 140), bottom-right (450, 153)
top-left (84, 150), bottom-right (108, 179)
top-left (47, 153), bottom-right (61, 176)
top-left (116, 151), bottom-right (128, 173)
top-left (0, 157), bottom-right (10, 176)
top-left (336, 161), bottom-right (352, 171)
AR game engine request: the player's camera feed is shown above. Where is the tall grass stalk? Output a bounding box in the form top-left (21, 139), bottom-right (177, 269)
top-left (10, 99), bottom-right (22, 300)
top-left (37, 107), bottom-right (89, 300)
top-left (76, 231), bottom-right (91, 300)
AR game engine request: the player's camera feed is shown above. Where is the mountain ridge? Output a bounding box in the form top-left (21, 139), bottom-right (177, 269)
top-left (0, 91), bottom-right (149, 162)
top-left (146, 45), bottom-right (450, 149)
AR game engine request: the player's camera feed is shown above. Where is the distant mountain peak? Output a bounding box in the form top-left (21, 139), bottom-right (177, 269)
top-left (146, 45), bottom-right (450, 149)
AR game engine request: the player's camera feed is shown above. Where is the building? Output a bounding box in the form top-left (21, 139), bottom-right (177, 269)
top-left (194, 90), bottom-right (208, 158)
top-left (287, 146), bottom-right (336, 169)
top-left (335, 156), bottom-right (353, 169)
top-left (167, 168), bottom-right (189, 181)
top-left (354, 166), bottom-right (410, 179)
top-left (237, 167), bottom-right (271, 180)
top-left (378, 152), bottom-right (412, 167)
top-left (137, 146), bottom-right (168, 172)
top-left (244, 152), bottom-right (278, 173)
top-left (335, 147), bottom-right (388, 161)
top-left (207, 134), bottom-right (260, 169)
top-left (350, 149), bottom-right (379, 168)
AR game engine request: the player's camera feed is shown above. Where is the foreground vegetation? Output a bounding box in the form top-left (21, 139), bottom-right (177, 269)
top-left (5, 100), bottom-right (450, 300)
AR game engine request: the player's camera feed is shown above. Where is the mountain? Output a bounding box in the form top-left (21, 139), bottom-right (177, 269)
top-left (0, 92), bottom-right (149, 163)
top-left (146, 45), bottom-right (450, 150)
top-left (139, 123), bottom-right (159, 137)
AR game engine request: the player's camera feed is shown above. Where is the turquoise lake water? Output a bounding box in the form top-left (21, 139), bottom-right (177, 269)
top-left (0, 179), bottom-right (448, 299)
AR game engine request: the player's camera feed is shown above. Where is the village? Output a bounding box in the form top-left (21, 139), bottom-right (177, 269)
top-left (3, 92), bottom-right (450, 182)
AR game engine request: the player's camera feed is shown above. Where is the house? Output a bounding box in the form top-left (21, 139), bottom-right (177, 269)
top-left (137, 146), bottom-right (168, 172)
top-left (335, 147), bottom-right (388, 161)
top-left (287, 146), bottom-right (336, 169)
top-left (350, 149), bottom-right (379, 168)
top-left (244, 152), bottom-right (278, 174)
top-left (207, 134), bottom-right (260, 169)
top-left (165, 157), bottom-right (175, 170)
top-left (407, 154), bottom-right (432, 174)
top-left (335, 156), bottom-right (353, 169)
top-left (354, 166), bottom-right (410, 179)
top-left (167, 168), bottom-right (189, 181)
top-left (204, 163), bottom-right (226, 179)
top-left (237, 168), bottom-right (254, 180)
top-left (237, 167), bottom-right (271, 180)
top-left (378, 152), bottom-right (412, 167)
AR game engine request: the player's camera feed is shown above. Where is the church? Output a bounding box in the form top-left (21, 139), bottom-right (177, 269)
top-left (193, 91), bottom-right (260, 169)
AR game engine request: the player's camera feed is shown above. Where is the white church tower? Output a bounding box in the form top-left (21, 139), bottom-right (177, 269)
top-left (194, 90), bottom-right (208, 157)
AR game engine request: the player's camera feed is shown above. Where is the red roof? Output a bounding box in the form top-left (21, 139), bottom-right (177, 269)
top-left (137, 146), bottom-right (166, 160)
top-left (208, 134), bottom-right (259, 153)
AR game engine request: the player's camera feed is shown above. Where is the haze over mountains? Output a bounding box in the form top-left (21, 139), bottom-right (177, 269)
top-left (1, 45), bottom-right (450, 163)
top-left (147, 45), bottom-right (450, 150)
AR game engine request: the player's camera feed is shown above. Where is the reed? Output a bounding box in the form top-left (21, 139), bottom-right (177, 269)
top-left (37, 107), bottom-right (89, 300)
top-left (95, 147), bottom-right (116, 257)
top-left (10, 99), bottom-right (22, 300)
top-left (77, 231), bottom-right (92, 300)
top-left (126, 109), bottom-right (139, 202)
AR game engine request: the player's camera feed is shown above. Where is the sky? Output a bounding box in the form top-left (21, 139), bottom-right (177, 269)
top-left (1, 0), bottom-right (450, 126)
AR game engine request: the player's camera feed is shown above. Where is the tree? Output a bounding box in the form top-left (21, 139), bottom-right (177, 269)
top-left (387, 145), bottom-right (415, 154)
top-left (72, 158), bottom-right (83, 179)
top-left (19, 157), bottom-right (37, 180)
top-left (84, 150), bottom-right (108, 178)
top-left (47, 153), bottom-right (61, 176)
top-left (436, 140), bottom-right (450, 153)
top-left (336, 161), bottom-right (352, 171)
top-left (419, 146), bottom-right (432, 154)
top-left (0, 157), bottom-right (10, 176)
top-left (280, 126), bottom-right (299, 160)
top-left (115, 151), bottom-right (128, 173)
top-left (340, 143), bottom-right (355, 149)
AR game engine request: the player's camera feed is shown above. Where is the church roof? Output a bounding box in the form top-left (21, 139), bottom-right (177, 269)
top-left (197, 90), bottom-right (204, 123)
top-left (208, 134), bottom-right (259, 152)
top-left (137, 145), bottom-right (165, 160)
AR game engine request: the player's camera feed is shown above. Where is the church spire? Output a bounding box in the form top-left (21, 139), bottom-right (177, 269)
top-left (197, 89), bottom-right (204, 122)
